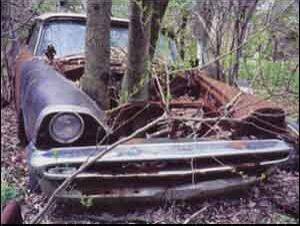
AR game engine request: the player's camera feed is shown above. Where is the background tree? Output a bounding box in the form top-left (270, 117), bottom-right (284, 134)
top-left (191, 0), bottom-right (213, 67)
top-left (81, 0), bottom-right (112, 110)
top-left (149, 0), bottom-right (169, 60)
top-left (1, 0), bottom-right (38, 108)
top-left (162, 0), bottom-right (197, 68)
top-left (121, 0), bottom-right (169, 102)
top-left (1, 0), bottom-right (13, 108)
top-left (121, 0), bottom-right (153, 102)
top-left (56, 0), bottom-right (85, 13)
top-left (112, 0), bottom-right (129, 18)
top-left (192, 0), bottom-right (258, 83)
top-left (229, 0), bottom-right (258, 84)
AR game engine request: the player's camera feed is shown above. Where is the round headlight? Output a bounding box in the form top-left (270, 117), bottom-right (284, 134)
top-left (49, 112), bottom-right (84, 144)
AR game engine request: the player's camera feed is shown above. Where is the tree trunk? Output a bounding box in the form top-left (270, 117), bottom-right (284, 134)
top-left (192, 0), bottom-right (214, 67)
top-left (178, 12), bottom-right (188, 62)
top-left (1, 0), bottom-right (13, 108)
top-left (121, 0), bottom-right (153, 102)
top-left (56, 0), bottom-right (83, 13)
top-left (230, 0), bottom-right (258, 85)
top-left (197, 34), bottom-right (210, 67)
top-left (149, 0), bottom-right (169, 60)
top-left (81, 0), bottom-right (112, 110)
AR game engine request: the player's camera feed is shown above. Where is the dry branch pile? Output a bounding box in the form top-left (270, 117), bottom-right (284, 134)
top-left (105, 65), bottom-right (291, 145)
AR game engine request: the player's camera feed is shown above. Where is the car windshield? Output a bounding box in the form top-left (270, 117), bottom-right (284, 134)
top-left (37, 20), bottom-right (177, 61)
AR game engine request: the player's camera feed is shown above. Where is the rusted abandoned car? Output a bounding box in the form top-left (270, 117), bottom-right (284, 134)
top-left (12, 13), bottom-right (298, 202)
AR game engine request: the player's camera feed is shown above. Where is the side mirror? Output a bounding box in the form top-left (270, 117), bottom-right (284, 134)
top-left (45, 44), bottom-right (57, 61)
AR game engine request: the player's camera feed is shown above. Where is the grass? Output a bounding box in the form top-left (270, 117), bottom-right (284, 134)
top-left (1, 170), bottom-right (20, 211)
top-left (239, 57), bottom-right (299, 118)
top-left (1, 182), bottom-right (18, 211)
top-left (240, 58), bottom-right (299, 93)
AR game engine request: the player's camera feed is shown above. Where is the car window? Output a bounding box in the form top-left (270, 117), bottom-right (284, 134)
top-left (156, 35), bottom-right (177, 62)
top-left (37, 21), bottom-right (86, 57)
top-left (36, 20), bottom-right (177, 61)
top-left (111, 27), bottom-right (129, 48)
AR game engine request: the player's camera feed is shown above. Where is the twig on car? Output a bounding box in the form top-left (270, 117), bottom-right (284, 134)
top-left (153, 73), bottom-right (167, 107)
top-left (170, 116), bottom-right (240, 124)
top-left (147, 127), bottom-right (170, 138)
top-left (164, 63), bottom-right (171, 113)
top-left (111, 103), bottom-right (151, 133)
top-left (183, 206), bottom-right (209, 224)
top-left (200, 91), bottom-right (243, 139)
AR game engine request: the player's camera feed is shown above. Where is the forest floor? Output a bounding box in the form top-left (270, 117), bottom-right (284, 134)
top-left (1, 105), bottom-right (299, 224)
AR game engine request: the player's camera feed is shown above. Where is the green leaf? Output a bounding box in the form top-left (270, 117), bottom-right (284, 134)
top-left (80, 196), bottom-right (94, 208)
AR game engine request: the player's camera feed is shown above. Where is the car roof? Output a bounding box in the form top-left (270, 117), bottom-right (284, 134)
top-left (35, 13), bottom-right (129, 26)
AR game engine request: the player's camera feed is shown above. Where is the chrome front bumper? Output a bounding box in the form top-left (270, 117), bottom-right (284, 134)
top-left (27, 139), bottom-right (291, 201)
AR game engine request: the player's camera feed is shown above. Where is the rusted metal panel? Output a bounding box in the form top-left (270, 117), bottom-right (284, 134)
top-left (52, 51), bottom-right (126, 81)
top-left (190, 69), bottom-right (283, 118)
top-left (52, 54), bottom-right (85, 81)
top-left (180, 69), bottom-right (287, 135)
top-left (106, 67), bottom-right (288, 140)
top-left (42, 177), bottom-right (259, 202)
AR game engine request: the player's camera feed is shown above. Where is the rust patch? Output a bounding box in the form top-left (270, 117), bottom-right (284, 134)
top-left (52, 48), bottom-right (127, 81)
top-left (107, 69), bottom-right (287, 140)
top-left (189, 69), bottom-right (287, 135)
top-left (14, 47), bottom-right (34, 115)
top-left (229, 141), bottom-right (248, 150)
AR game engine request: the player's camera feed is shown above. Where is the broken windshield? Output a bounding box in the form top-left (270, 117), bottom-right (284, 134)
top-left (36, 20), bottom-right (177, 61)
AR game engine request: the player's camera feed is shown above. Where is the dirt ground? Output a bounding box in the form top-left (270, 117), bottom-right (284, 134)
top-left (1, 105), bottom-right (299, 224)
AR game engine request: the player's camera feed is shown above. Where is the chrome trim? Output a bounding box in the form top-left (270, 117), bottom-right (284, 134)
top-left (260, 157), bottom-right (290, 166)
top-left (49, 138), bottom-right (290, 153)
top-left (49, 112), bottom-right (85, 144)
top-left (33, 21), bottom-right (43, 56)
top-left (28, 139), bottom-right (291, 169)
top-left (35, 13), bottom-right (129, 23)
top-left (43, 158), bottom-right (290, 180)
top-left (44, 166), bottom-right (235, 180)
top-left (287, 124), bottom-right (299, 136)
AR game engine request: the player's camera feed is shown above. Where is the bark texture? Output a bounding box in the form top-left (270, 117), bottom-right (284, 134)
top-left (121, 0), bottom-right (169, 102)
top-left (121, 0), bottom-right (153, 102)
top-left (81, 0), bottom-right (112, 110)
top-left (1, 0), bottom-right (33, 108)
top-left (149, 0), bottom-right (169, 60)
